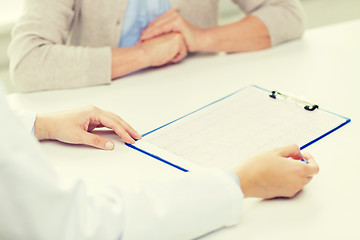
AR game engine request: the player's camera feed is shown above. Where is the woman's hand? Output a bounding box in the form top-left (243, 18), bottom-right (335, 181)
top-left (140, 9), bottom-right (203, 52)
top-left (34, 106), bottom-right (142, 150)
top-left (233, 144), bottom-right (319, 199)
top-left (138, 32), bottom-right (188, 66)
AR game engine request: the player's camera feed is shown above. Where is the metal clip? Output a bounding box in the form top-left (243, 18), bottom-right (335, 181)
top-left (269, 90), bottom-right (319, 111)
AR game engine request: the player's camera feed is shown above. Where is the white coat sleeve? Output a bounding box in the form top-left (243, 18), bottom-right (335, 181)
top-left (15, 111), bottom-right (37, 132)
top-left (0, 94), bottom-right (243, 240)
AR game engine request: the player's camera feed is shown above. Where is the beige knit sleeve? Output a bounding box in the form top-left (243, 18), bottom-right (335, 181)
top-left (8, 0), bottom-right (111, 92)
top-left (231, 0), bottom-right (305, 46)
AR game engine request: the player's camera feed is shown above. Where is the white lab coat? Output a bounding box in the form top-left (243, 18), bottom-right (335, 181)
top-left (0, 89), bottom-right (243, 240)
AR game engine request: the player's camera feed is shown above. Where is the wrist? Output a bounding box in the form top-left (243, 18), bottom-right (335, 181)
top-left (34, 114), bottom-right (51, 140)
top-left (195, 28), bottom-right (215, 52)
top-left (232, 167), bottom-right (251, 198)
top-left (111, 47), bottom-right (151, 79)
top-left (135, 45), bottom-right (152, 68)
top-left (135, 45), bottom-right (153, 67)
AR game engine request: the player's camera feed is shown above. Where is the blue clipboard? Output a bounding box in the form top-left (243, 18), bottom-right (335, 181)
top-left (127, 85), bottom-right (351, 172)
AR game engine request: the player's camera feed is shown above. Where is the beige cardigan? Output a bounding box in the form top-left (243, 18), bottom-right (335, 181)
top-left (8, 0), bottom-right (305, 92)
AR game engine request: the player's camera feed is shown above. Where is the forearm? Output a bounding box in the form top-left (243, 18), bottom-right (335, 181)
top-left (232, 0), bottom-right (305, 46)
top-left (34, 113), bottom-right (51, 141)
top-left (8, 0), bottom-right (113, 92)
top-left (11, 44), bottom-right (151, 91)
top-left (10, 43), bottom-right (112, 92)
top-left (111, 47), bottom-right (151, 79)
top-left (198, 16), bottom-right (271, 53)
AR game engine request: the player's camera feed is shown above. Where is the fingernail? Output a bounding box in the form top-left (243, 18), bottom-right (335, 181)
top-left (105, 142), bottom-right (114, 150)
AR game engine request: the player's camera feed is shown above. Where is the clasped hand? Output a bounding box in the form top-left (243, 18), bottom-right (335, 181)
top-left (138, 9), bottom-right (205, 67)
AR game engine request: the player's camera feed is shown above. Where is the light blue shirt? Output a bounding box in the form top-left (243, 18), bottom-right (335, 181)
top-left (119, 0), bottom-right (171, 47)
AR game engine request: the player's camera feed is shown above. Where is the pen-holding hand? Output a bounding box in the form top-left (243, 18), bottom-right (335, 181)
top-left (232, 144), bottom-right (319, 199)
top-left (34, 106), bottom-right (142, 150)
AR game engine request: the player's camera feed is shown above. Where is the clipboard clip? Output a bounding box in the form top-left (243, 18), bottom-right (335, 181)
top-left (269, 90), bottom-right (319, 111)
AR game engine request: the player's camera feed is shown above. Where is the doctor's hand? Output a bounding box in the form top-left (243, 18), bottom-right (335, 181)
top-left (138, 32), bottom-right (188, 65)
top-left (140, 9), bottom-right (203, 52)
top-left (34, 106), bottom-right (142, 150)
top-left (232, 144), bottom-right (319, 199)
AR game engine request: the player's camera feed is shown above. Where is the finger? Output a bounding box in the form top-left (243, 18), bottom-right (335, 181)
top-left (113, 126), bottom-right (136, 144)
top-left (171, 37), bottom-right (187, 63)
top-left (304, 176), bottom-right (313, 185)
top-left (146, 9), bottom-right (178, 29)
top-left (103, 111), bottom-right (142, 140)
top-left (80, 131), bottom-right (115, 150)
top-left (303, 152), bottom-right (320, 176)
top-left (142, 23), bottom-right (176, 41)
top-left (88, 123), bottom-right (105, 132)
top-left (142, 14), bottom-right (180, 40)
top-left (142, 18), bottom-right (173, 39)
top-left (279, 144), bottom-right (303, 159)
top-left (114, 116), bottom-right (142, 140)
top-left (97, 113), bottom-right (137, 144)
top-left (171, 53), bottom-right (182, 64)
top-left (171, 40), bottom-right (188, 63)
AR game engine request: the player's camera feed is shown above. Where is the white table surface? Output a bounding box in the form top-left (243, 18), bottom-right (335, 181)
top-left (7, 19), bottom-right (360, 240)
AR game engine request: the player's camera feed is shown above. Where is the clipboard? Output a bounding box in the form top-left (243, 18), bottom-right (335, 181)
top-left (127, 85), bottom-right (351, 172)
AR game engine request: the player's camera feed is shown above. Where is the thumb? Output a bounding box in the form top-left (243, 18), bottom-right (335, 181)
top-left (79, 131), bottom-right (114, 150)
top-left (302, 152), bottom-right (320, 176)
